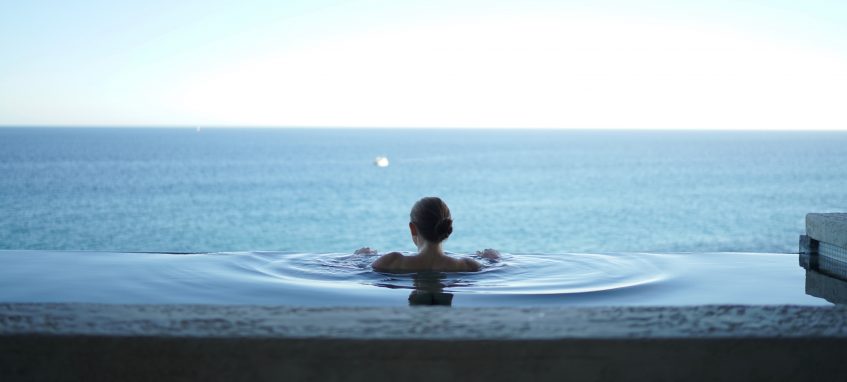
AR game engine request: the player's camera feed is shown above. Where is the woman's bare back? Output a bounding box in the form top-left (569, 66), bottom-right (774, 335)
top-left (372, 252), bottom-right (481, 273)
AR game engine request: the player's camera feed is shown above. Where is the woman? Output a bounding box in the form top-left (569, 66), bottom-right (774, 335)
top-left (369, 197), bottom-right (499, 272)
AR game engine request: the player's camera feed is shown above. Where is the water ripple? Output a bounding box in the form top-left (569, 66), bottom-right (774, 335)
top-left (238, 251), bottom-right (667, 296)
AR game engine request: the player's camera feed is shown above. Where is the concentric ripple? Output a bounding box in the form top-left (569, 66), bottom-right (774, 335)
top-left (237, 251), bottom-right (666, 296)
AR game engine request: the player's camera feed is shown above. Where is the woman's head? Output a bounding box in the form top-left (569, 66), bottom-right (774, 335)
top-left (409, 197), bottom-right (453, 244)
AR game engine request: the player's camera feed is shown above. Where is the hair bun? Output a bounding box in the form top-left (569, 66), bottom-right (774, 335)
top-left (435, 218), bottom-right (453, 241)
top-left (410, 197), bottom-right (452, 243)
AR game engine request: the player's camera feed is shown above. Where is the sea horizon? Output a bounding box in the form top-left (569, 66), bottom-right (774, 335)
top-left (2, 127), bottom-right (845, 254)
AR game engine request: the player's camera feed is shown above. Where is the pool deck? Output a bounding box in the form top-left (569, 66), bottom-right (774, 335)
top-left (3, 303), bottom-right (847, 381)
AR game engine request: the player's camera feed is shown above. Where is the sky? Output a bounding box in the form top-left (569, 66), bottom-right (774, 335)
top-left (1, 0), bottom-right (846, 129)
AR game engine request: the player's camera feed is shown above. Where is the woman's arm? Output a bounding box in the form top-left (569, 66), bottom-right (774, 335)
top-left (462, 257), bottom-right (483, 272)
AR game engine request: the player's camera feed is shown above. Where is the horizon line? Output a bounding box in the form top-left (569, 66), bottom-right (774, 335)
top-left (1, 125), bottom-right (846, 132)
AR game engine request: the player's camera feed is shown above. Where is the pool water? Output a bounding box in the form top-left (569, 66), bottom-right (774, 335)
top-left (0, 250), bottom-right (826, 306)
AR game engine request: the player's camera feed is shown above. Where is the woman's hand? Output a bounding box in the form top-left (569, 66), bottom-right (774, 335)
top-left (354, 247), bottom-right (378, 255)
top-left (476, 248), bottom-right (501, 260)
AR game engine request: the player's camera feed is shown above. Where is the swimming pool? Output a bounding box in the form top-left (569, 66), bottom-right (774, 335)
top-left (0, 250), bottom-right (826, 306)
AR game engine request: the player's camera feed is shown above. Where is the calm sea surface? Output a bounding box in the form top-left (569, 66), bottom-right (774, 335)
top-left (1, 128), bottom-right (845, 253)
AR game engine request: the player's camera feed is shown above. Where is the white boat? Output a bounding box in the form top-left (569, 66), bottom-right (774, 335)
top-left (373, 156), bottom-right (389, 167)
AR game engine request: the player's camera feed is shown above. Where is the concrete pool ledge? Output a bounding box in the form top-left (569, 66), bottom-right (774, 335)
top-left (806, 213), bottom-right (847, 249)
top-left (801, 213), bottom-right (847, 280)
top-left (3, 303), bottom-right (847, 381)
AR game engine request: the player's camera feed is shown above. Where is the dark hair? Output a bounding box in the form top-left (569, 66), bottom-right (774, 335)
top-left (410, 197), bottom-right (453, 243)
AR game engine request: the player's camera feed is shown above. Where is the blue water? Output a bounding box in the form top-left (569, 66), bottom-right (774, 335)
top-left (1, 128), bottom-right (845, 253)
top-left (0, 250), bottom-right (825, 306)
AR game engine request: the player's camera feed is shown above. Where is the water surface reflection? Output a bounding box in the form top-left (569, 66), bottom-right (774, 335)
top-left (407, 273), bottom-right (454, 306)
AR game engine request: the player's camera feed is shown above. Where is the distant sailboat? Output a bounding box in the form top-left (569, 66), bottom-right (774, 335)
top-left (374, 156), bottom-right (389, 167)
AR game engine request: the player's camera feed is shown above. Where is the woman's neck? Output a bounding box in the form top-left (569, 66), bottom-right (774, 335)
top-left (416, 241), bottom-right (444, 258)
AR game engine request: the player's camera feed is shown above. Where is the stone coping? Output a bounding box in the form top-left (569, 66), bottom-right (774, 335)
top-left (3, 303), bottom-right (847, 339)
top-left (5, 303), bottom-right (847, 381)
top-left (807, 213), bottom-right (847, 248)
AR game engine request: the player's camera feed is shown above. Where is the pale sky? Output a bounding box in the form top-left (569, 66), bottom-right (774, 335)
top-left (1, 0), bottom-right (846, 129)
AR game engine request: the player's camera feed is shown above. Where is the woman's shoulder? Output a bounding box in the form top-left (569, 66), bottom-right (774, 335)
top-left (371, 251), bottom-right (404, 271)
top-left (440, 255), bottom-right (481, 272)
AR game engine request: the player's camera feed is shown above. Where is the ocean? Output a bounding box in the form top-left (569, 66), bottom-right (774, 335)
top-left (1, 127), bottom-right (845, 254)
